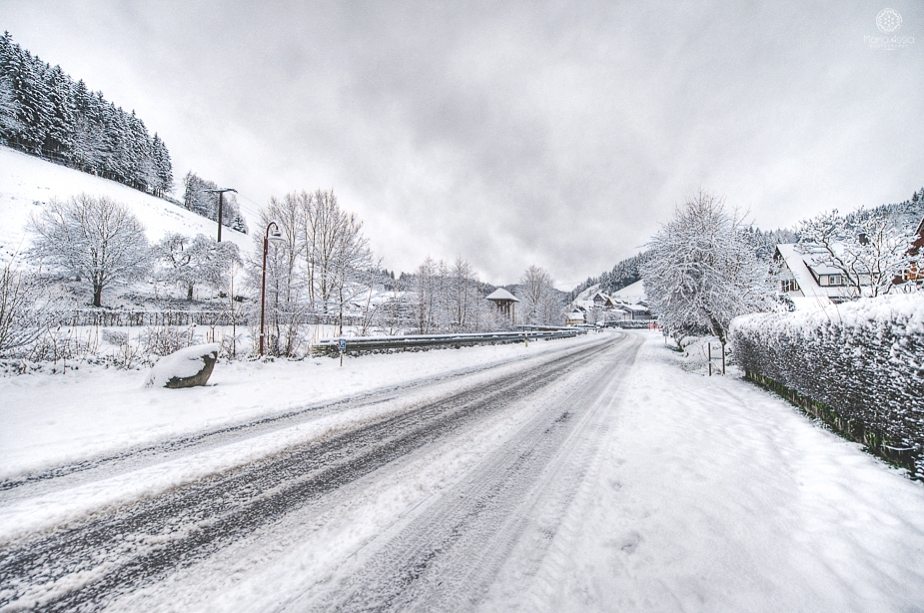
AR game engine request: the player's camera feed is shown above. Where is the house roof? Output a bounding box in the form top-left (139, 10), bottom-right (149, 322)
top-left (485, 288), bottom-right (519, 302)
top-left (776, 243), bottom-right (850, 305)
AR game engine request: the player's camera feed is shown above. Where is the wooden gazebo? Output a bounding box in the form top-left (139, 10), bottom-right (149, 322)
top-left (486, 288), bottom-right (519, 324)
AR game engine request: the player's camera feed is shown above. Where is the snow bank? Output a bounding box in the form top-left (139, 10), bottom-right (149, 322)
top-left (730, 294), bottom-right (924, 478)
top-left (145, 343), bottom-right (220, 388)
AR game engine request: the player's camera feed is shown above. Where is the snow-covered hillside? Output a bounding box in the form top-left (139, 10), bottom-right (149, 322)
top-left (611, 278), bottom-right (646, 302)
top-left (0, 146), bottom-right (252, 264)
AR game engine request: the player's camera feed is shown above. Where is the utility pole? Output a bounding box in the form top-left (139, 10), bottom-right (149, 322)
top-left (203, 187), bottom-right (237, 242)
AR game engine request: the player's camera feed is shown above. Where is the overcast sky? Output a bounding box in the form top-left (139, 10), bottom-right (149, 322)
top-left (2, 0), bottom-right (922, 289)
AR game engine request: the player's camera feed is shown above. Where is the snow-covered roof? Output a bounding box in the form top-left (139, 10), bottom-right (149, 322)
top-left (485, 288), bottom-right (519, 302)
top-left (611, 279), bottom-right (646, 302)
top-left (776, 244), bottom-right (850, 305)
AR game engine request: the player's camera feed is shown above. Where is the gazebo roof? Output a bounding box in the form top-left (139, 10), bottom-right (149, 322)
top-left (485, 288), bottom-right (519, 302)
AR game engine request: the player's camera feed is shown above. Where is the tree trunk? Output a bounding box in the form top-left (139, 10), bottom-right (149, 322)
top-left (93, 284), bottom-right (103, 308)
top-left (187, 283), bottom-right (194, 301)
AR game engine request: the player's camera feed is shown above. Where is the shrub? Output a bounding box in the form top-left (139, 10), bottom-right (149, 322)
top-left (730, 295), bottom-right (924, 479)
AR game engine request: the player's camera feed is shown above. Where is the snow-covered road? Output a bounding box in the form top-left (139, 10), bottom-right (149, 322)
top-left (1, 331), bottom-right (923, 612)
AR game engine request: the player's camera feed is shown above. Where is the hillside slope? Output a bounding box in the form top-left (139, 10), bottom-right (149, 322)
top-left (0, 146), bottom-right (252, 265)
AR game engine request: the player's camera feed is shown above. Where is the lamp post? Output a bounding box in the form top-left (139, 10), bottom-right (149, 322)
top-left (203, 187), bottom-right (237, 242)
top-left (259, 221), bottom-right (286, 356)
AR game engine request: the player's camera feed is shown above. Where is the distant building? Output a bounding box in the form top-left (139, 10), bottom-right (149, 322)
top-left (486, 288), bottom-right (519, 323)
top-left (565, 310), bottom-right (585, 326)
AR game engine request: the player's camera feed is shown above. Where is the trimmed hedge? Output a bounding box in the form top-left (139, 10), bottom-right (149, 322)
top-left (730, 295), bottom-right (924, 479)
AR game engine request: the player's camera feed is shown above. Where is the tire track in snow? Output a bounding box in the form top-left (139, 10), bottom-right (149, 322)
top-left (0, 337), bottom-right (596, 500)
top-left (294, 334), bottom-right (642, 612)
top-left (0, 337), bottom-right (616, 612)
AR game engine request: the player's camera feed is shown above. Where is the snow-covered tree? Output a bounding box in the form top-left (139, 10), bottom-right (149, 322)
top-left (150, 133), bottom-right (173, 196)
top-left (248, 202), bottom-right (306, 356)
top-left (0, 33), bottom-right (174, 196)
top-left (156, 233), bottom-right (241, 301)
top-left (518, 265), bottom-right (562, 325)
top-left (29, 194), bottom-right (151, 307)
top-left (450, 257), bottom-right (479, 330)
top-left (0, 258), bottom-right (56, 357)
top-left (798, 207), bottom-right (916, 297)
top-left (642, 191), bottom-right (777, 348)
top-left (0, 74), bottom-right (22, 143)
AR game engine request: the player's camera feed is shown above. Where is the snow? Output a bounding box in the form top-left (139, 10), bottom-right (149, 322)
top-left (0, 145), bottom-right (251, 265)
top-left (735, 291), bottom-right (924, 334)
top-left (483, 333), bottom-right (924, 611)
top-left (144, 343), bottom-right (220, 388)
top-left (485, 287), bottom-right (519, 301)
top-left (0, 336), bottom-right (595, 485)
top-left (611, 278), bottom-right (646, 302)
top-left (776, 243), bottom-right (846, 310)
top-left (1, 322), bottom-right (922, 610)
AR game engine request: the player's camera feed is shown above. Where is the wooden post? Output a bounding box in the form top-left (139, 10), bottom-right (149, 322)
top-left (708, 342), bottom-right (713, 376)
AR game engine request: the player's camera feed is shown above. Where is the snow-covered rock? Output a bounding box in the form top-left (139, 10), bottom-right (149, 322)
top-left (145, 343), bottom-right (220, 389)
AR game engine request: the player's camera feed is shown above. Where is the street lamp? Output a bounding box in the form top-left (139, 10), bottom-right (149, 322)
top-left (259, 221), bottom-right (286, 356)
top-left (203, 187), bottom-right (237, 242)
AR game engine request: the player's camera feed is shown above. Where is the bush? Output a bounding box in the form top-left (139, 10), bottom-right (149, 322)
top-left (730, 295), bottom-right (924, 479)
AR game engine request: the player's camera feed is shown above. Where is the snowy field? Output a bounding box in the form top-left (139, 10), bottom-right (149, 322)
top-left (0, 145), bottom-right (251, 264)
top-left (2, 330), bottom-right (921, 611)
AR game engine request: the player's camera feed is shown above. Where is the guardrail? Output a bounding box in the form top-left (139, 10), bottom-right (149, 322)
top-left (312, 328), bottom-right (587, 356)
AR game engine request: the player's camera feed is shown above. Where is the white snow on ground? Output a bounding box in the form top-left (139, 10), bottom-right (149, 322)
top-left (0, 337), bottom-right (591, 481)
top-left (485, 333), bottom-right (924, 612)
top-left (0, 145), bottom-right (251, 263)
top-left (2, 331), bottom-right (922, 611)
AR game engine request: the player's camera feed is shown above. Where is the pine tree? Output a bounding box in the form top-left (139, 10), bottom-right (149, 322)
top-left (150, 133), bottom-right (173, 196)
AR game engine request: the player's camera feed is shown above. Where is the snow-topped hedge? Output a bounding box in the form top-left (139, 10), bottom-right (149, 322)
top-left (730, 295), bottom-right (924, 479)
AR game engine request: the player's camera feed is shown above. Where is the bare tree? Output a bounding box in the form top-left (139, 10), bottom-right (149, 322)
top-left (330, 210), bottom-right (375, 334)
top-left (519, 265), bottom-right (562, 325)
top-left (415, 257), bottom-right (437, 334)
top-left (0, 259), bottom-right (56, 357)
top-left (250, 199), bottom-right (305, 356)
top-left (451, 257), bottom-right (478, 330)
top-left (29, 194), bottom-right (151, 307)
top-left (799, 208), bottom-right (915, 298)
top-left (300, 189), bottom-right (341, 312)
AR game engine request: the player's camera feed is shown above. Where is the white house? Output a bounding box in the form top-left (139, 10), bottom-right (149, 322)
top-left (775, 243), bottom-right (857, 308)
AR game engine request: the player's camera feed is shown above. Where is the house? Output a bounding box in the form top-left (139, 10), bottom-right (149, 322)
top-left (591, 291), bottom-right (617, 309)
top-left (621, 302), bottom-right (652, 320)
top-left (486, 288), bottom-right (519, 323)
top-left (895, 216), bottom-right (924, 285)
top-left (775, 244), bottom-right (857, 307)
top-left (565, 310), bottom-right (585, 326)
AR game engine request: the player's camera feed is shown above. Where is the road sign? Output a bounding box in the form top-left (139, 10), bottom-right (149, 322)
top-left (338, 338), bottom-right (347, 352)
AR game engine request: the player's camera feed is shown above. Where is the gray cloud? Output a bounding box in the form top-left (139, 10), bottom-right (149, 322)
top-left (2, 0), bottom-right (922, 288)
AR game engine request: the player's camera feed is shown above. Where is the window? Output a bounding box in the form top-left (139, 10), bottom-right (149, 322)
top-left (781, 279), bottom-right (799, 292)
